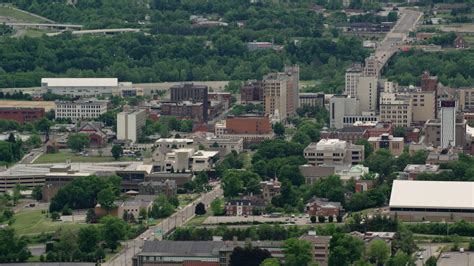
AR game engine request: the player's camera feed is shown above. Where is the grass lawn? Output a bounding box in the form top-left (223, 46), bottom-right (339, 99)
top-left (178, 194), bottom-right (198, 207)
top-left (22, 29), bottom-right (54, 38)
top-left (300, 80), bottom-right (321, 89)
top-left (34, 151), bottom-right (132, 164)
top-left (10, 210), bottom-right (89, 235)
top-left (0, 6), bottom-right (48, 23)
top-left (185, 214), bottom-right (210, 226)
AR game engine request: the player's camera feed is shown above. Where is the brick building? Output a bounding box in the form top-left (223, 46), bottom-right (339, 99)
top-left (320, 127), bottom-right (366, 144)
top-left (0, 107), bottom-right (44, 124)
top-left (161, 102), bottom-right (204, 122)
top-left (240, 80), bottom-right (263, 103)
top-left (421, 71), bottom-right (438, 92)
top-left (170, 83), bottom-right (208, 122)
top-left (305, 198), bottom-right (342, 217)
top-left (226, 198), bottom-right (265, 216)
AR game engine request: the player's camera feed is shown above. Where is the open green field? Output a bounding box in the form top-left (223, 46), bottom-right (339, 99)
top-left (22, 28), bottom-right (54, 38)
top-left (0, 6), bottom-right (48, 23)
top-left (34, 151), bottom-right (133, 164)
top-left (11, 210), bottom-right (88, 235)
top-left (178, 194), bottom-right (198, 207)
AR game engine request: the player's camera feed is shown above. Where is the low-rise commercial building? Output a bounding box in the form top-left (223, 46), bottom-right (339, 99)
top-left (215, 115), bottom-right (274, 148)
top-left (160, 101), bottom-right (204, 122)
top-left (299, 93), bottom-right (325, 108)
top-left (400, 164), bottom-right (442, 180)
top-left (300, 232), bottom-right (331, 266)
top-left (55, 99), bottom-right (108, 121)
top-left (320, 127), bottom-right (366, 144)
top-left (305, 197), bottom-right (343, 217)
top-left (423, 114), bottom-right (466, 149)
top-left (304, 139), bottom-right (364, 166)
top-left (240, 80), bottom-right (263, 103)
top-left (41, 78), bottom-right (119, 97)
top-left (389, 180), bottom-right (474, 222)
top-left (368, 133), bottom-right (404, 156)
top-left (0, 107), bottom-right (45, 124)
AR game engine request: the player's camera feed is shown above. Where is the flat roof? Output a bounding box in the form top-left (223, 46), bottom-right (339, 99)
top-left (389, 180), bottom-right (474, 210)
top-left (0, 100), bottom-right (56, 111)
top-left (41, 78), bottom-right (118, 87)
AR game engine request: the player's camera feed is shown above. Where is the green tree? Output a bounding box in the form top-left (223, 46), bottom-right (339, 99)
top-left (98, 186), bottom-right (117, 213)
top-left (273, 122), bottom-right (285, 137)
top-left (195, 202), bottom-right (206, 215)
top-left (356, 139), bottom-right (373, 159)
top-left (111, 144), bottom-right (123, 160)
top-left (260, 258), bottom-right (280, 266)
top-left (50, 212), bottom-right (60, 221)
top-left (67, 133), bottom-right (90, 152)
top-left (284, 238), bottom-right (313, 266)
top-left (230, 245), bottom-right (271, 266)
top-left (367, 239), bottom-right (390, 265)
top-left (35, 118), bottom-right (51, 134)
top-left (32, 186), bottom-right (43, 201)
top-left (426, 256), bottom-right (437, 266)
top-left (211, 198), bottom-right (225, 216)
top-left (0, 228), bottom-right (31, 262)
top-left (387, 251), bottom-right (414, 266)
top-left (101, 216), bottom-right (127, 251)
top-left (26, 134), bottom-right (42, 148)
top-left (150, 194), bottom-right (175, 218)
top-left (329, 233), bottom-right (365, 266)
top-left (221, 170), bottom-right (244, 198)
top-left (78, 226), bottom-right (100, 253)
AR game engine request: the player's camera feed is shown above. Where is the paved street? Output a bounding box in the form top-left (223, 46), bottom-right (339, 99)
top-left (203, 215), bottom-right (310, 225)
top-left (438, 251), bottom-right (474, 266)
top-left (416, 243), bottom-right (443, 266)
top-left (19, 147), bottom-right (44, 164)
top-left (103, 184), bottom-right (223, 266)
top-left (375, 8), bottom-right (422, 71)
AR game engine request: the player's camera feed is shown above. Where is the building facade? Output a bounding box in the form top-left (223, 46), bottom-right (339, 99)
top-left (170, 83), bottom-right (208, 122)
top-left (458, 88), bottom-right (474, 112)
top-left (379, 92), bottom-right (413, 127)
top-left (299, 93), bottom-right (325, 108)
top-left (368, 133), bottom-right (404, 156)
top-left (41, 78), bottom-right (118, 97)
top-left (424, 114), bottom-right (466, 149)
top-left (0, 108), bottom-right (44, 124)
top-left (55, 99), bottom-right (108, 121)
top-left (356, 76), bottom-right (378, 113)
top-left (240, 80), bottom-right (263, 103)
top-left (263, 65), bottom-right (299, 121)
top-left (160, 102), bottom-right (204, 122)
top-left (117, 109), bottom-right (147, 143)
top-left (303, 139), bottom-right (364, 166)
top-left (345, 63), bottom-right (363, 98)
top-left (440, 100), bottom-right (457, 148)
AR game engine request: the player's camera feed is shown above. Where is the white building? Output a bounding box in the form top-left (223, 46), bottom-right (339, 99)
top-left (117, 109), bottom-right (146, 143)
top-left (41, 78), bottom-right (119, 97)
top-left (164, 148), bottom-right (219, 172)
top-left (330, 95), bottom-right (376, 129)
top-left (155, 138), bottom-right (195, 149)
top-left (304, 139), bottom-right (364, 166)
top-left (55, 99), bottom-right (108, 121)
top-left (345, 64), bottom-right (363, 98)
top-left (440, 100), bottom-right (457, 148)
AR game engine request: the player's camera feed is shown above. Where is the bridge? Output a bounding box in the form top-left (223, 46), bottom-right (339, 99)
top-left (374, 8), bottom-right (423, 74)
top-left (4, 22), bottom-right (83, 31)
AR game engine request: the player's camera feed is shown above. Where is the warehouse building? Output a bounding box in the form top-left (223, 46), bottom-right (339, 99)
top-left (389, 180), bottom-right (474, 222)
top-left (41, 78), bottom-right (119, 97)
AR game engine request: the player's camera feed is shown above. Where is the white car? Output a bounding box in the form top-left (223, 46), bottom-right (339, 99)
top-left (441, 253), bottom-right (450, 258)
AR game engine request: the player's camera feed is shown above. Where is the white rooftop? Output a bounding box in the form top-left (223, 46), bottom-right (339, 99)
top-left (42, 78), bottom-right (118, 87)
top-left (192, 150), bottom-right (219, 159)
top-left (390, 180), bottom-right (474, 210)
top-left (156, 138), bottom-right (194, 144)
top-left (314, 139), bottom-right (347, 150)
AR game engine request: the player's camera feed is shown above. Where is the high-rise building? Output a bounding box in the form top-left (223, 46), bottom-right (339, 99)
top-left (356, 76), bottom-right (378, 112)
top-left (117, 109), bottom-right (147, 143)
top-left (379, 92), bottom-right (413, 127)
top-left (263, 65), bottom-right (299, 121)
top-left (170, 83), bottom-right (208, 122)
top-left (240, 80), bottom-right (263, 103)
top-left (458, 88), bottom-right (474, 112)
top-left (364, 54), bottom-right (379, 77)
top-left (411, 90), bottom-right (436, 124)
top-left (330, 95), bottom-right (377, 129)
top-left (345, 63), bottom-right (363, 98)
top-left (421, 71), bottom-right (438, 92)
top-left (440, 100), bottom-right (457, 148)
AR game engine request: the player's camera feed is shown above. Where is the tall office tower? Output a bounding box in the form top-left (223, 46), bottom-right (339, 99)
top-left (345, 63), bottom-right (363, 97)
top-left (440, 100), bottom-right (456, 148)
top-left (421, 71), bottom-right (438, 92)
top-left (117, 109), bottom-right (147, 143)
top-left (364, 54), bottom-right (379, 77)
top-left (170, 83), bottom-right (209, 122)
top-left (263, 65), bottom-right (299, 121)
top-left (356, 76), bottom-right (378, 113)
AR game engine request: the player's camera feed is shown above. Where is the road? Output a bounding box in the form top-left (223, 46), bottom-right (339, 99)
top-left (103, 184), bottom-right (223, 266)
top-left (203, 215), bottom-right (311, 225)
top-left (375, 8), bottom-right (423, 72)
top-left (19, 147), bottom-right (44, 164)
top-left (416, 243), bottom-right (443, 266)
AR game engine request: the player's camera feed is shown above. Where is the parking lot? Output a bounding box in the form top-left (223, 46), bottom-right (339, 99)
top-left (438, 252), bottom-right (474, 266)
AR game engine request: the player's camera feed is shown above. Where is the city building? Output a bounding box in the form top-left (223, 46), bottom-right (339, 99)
top-left (364, 122), bottom-right (393, 138)
top-left (263, 65), bottom-right (299, 121)
top-left (299, 93), bottom-right (325, 108)
top-left (337, 164), bottom-right (371, 182)
top-left (163, 148), bottom-right (219, 173)
top-left (117, 109), bottom-right (147, 143)
top-left (260, 179), bottom-right (281, 204)
top-left (364, 54), bottom-right (379, 77)
top-left (215, 115), bottom-right (273, 148)
top-left (303, 139), bottom-right (364, 166)
top-left (95, 199), bottom-right (153, 220)
top-left (330, 95), bottom-right (358, 129)
top-left (389, 180), bottom-right (474, 222)
top-left (411, 89), bottom-right (437, 124)
top-left (320, 127), bottom-right (366, 144)
top-left (55, 99), bottom-right (108, 121)
top-left (299, 164), bottom-right (336, 185)
top-left (208, 92), bottom-right (232, 108)
top-left (0, 107), bottom-right (44, 124)
top-left (420, 71), bottom-right (438, 92)
top-left (424, 105), bottom-right (466, 148)
top-left (356, 76), bottom-right (378, 112)
top-left (155, 138), bottom-right (194, 149)
top-left (195, 137), bottom-right (244, 156)
top-left (426, 147), bottom-right (460, 164)
top-left (132, 240), bottom-right (286, 266)
top-left (226, 198), bottom-right (265, 216)
top-left (379, 92), bottom-right (413, 127)
top-left (345, 63), bottom-right (363, 98)
top-left (305, 197), bottom-right (343, 217)
top-left (41, 78), bottom-right (119, 97)
top-left (240, 80), bottom-right (263, 103)
top-left (368, 133), bottom-right (404, 156)
top-left (77, 121), bottom-right (108, 147)
top-left (300, 232), bottom-right (331, 266)
top-left (458, 88), bottom-right (474, 112)
top-left (138, 180), bottom-right (177, 197)
top-left (400, 164), bottom-right (442, 180)
top-left (170, 83), bottom-right (208, 122)
top-left (160, 101), bottom-right (204, 122)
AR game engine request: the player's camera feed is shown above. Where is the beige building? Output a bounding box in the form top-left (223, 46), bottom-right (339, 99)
top-left (368, 133), bottom-right (404, 156)
top-left (458, 88), bottom-right (474, 112)
top-left (55, 99), bottom-right (108, 121)
top-left (379, 92), bottom-right (413, 127)
top-left (424, 114), bottom-right (466, 148)
top-left (263, 65), bottom-right (299, 121)
top-left (345, 63), bottom-right (363, 98)
top-left (117, 109), bottom-right (147, 143)
top-left (411, 90), bottom-right (436, 124)
top-left (303, 139), bottom-right (364, 166)
top-left (364, 54), bottom-right (379, 77)
top-left (356, 76), bottom-right (378, 112)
